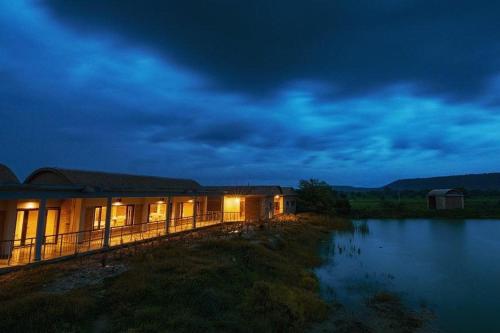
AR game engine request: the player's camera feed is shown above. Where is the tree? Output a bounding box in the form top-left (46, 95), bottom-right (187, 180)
top-left (296, 179), bottom-right (338, 214)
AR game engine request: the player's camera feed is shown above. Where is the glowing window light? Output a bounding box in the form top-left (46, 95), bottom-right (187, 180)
top-left (112, 198), bottom-right (123, 206)
top-left (18, 201), bottom-right (39, 209)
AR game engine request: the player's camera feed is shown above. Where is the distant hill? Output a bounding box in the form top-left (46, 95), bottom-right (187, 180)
top-left (333, 185), bottom-right (377, 192)
top-left (384, 173), bottom-right (500, 191)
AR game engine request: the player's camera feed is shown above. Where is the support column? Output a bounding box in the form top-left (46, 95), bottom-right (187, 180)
top-left (165, 196), bottom-right (172, 234)
top-left (192, 196), bottom-right (197, 229)
top-left (34, 198), bottom-right (47, 261)
top-left (220, 195), bottom-right (225, 223)
top-left (103, 197), bottom-right (112, 248)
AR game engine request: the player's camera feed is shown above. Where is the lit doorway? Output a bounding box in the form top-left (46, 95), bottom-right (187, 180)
top-left (15, 208), bottom-right (61, 246)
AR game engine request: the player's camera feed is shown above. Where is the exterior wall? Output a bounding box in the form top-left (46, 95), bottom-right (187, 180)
top-left (436, 197), bottom-right (446, 209)
top-left (4, 200), bottom-right (19, 241)
top-left (245, 197), bottom-right (261, 222)
top-left (445, 196), bottom-right (464, 209)
top-left (261, 196), bottom-right (274, 219)
top-left (207, 196), bottom-right (222, 213)
top-left (0, 200), bottom-right (16, 240)
top-left (431, 195), bottom-right (464, 210)
top-left (283, 196), bottom-right (297, 214)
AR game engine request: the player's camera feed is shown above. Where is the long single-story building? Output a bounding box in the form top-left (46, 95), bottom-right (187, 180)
top-left (427, 189), bottom-right (464, 210)
top-left (0, 165), bottom-right (296, 268)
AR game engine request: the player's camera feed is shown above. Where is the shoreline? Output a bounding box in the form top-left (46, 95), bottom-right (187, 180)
top-left (0, 214), bottom-right (433, 332)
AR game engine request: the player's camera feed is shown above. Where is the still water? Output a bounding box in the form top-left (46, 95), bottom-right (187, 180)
top-left (315, 219), bottom-right (500, 333)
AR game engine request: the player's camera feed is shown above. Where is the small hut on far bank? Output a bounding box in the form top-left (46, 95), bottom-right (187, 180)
top-left (427, 189), bottom-right (464, 210)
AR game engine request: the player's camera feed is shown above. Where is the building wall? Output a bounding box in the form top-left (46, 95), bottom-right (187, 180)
top-left (432, 195), bottom-right (464, 210)
top-left (283, 196), bottom-right (297, 214)
top-left (207, 196), bottom-right (222, 212)
top-left (0, 200), bottom-right (8, 240)
top-left (245, 197), bottom-right (261, 222)
top-left (261, 196), bottom-right (274, 219)
top-left (445, 196), bottom-right (464, 209)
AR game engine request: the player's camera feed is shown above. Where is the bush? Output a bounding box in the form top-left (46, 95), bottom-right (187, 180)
top-left (297, 179), bottom-right (351, 216)
top-left (334, 196), bottom-right (351, 215)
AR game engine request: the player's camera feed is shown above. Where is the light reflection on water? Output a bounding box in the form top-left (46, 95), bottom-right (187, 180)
top-left (315, 219), bottom-right (500, 333)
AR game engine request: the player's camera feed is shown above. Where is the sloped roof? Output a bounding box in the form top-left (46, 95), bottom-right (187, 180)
top-left (0, 164), bottom-right (20, 185)
top-left (427, 189), bottom-right (463, 197)
top-left (24, 167), bottom-right (200, 192)
top-left (205, 185), bottom-right (296, 196)
top-left (280, 187), bottom-right (297, 196)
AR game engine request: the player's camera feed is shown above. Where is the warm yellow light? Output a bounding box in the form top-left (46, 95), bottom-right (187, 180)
top-left (112, 199), bottom-right (123, 206)
top-left (188, 199), bottom-right (194, 203)
top-left (23, 202), bottom-right (38, 209)
top-left (156, 200), bottom-right (165, 204)
top-left (274, 195), bottom-right (280, 199)
top-left (224, 197), bottom-right (242, 212)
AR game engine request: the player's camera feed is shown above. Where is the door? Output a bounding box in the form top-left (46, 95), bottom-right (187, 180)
top-left (44, 208), bottom-right (61, 244)
top-left (15, 209), bottom-right (39, 246)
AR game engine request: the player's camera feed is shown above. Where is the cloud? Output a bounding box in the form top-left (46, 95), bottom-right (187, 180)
top-left (42, 0), bottom-right (500, 100)
top-left (1, 0), bottom-right (500, 187)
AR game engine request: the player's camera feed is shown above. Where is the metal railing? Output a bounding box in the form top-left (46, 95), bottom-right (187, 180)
top-left (0, 212), bottom-right (233, 267)
top-left (223, 212), bottom-right (245, 222)
top-left (0, 238), bottom-right (36, 266)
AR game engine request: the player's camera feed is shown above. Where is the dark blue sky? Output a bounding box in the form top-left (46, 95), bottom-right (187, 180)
top-left (2, 1), bottom-right (500, 186)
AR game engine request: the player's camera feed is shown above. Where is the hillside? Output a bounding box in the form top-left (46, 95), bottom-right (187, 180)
top-left (384, 173), bottom-right (500, 191)
top-left (332, 185), bottom-right (377, 192)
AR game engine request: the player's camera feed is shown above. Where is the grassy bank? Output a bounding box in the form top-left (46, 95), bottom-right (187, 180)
top-left (348, 194), bottom-right (500, 219)
top-left (0, 215), bottom-right (349, 332)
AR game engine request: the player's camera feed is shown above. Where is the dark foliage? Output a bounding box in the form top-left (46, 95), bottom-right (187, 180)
top-left (297, 179), bottom-right (351, 216)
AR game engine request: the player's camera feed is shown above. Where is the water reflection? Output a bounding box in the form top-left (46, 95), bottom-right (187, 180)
top-left (316, 219), bottom-right (500, 333)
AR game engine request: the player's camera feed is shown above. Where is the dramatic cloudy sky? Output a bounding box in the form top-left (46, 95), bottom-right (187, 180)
top-left (2, 1), bottom-right (500, 186)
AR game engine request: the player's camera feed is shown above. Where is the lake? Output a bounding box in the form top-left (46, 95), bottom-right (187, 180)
top-left (315, 219), bottom-right (500, 333)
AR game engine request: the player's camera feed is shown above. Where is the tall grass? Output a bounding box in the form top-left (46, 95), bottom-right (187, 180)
top-left (0, 215), bottom-right (343, 332)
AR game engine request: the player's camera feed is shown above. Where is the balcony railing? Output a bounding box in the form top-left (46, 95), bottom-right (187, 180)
top-left (223, 211), bottom-right (245, 222)
top-left (0, 210), bottom-right (250, 267)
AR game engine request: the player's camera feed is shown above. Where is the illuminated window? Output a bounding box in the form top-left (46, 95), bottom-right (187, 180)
top-left (223, 197), bottom-right (245, 220)
top-left (93, 207), bottom-right (107, 230)
top-left (111, 205), bottom-right (134, 227)
top-left (148, 203), bottom-right (166, 222)
top-left (176, 201), bottom-right (194, 218)
top-left (14, 209), bottom-right (38, 246)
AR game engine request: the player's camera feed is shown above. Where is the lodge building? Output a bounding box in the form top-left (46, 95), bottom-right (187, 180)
top-left (0, 165), bottom-right (296, 268)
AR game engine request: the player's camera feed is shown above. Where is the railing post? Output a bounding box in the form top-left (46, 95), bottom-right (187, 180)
top-left (192, 196), bottom-right (197, 229)
top-left (34, 198), bottom-right (47, 261)
top-left (165, 196), bottom-right (172, 235)
top-left (103, 197), bottom-right (112, 248)
top-left (220, 195), bottom-right (224, 224)
top-left (59, 234), bottom-right (64, 256)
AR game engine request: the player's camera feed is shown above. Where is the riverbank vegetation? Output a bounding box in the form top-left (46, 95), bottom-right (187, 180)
top-left (347, 190), bottom-right (500, 218)
top-left (0, 215), bottom-right (347, 332)
top-left (296, 179), bottom-right (500, 219)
